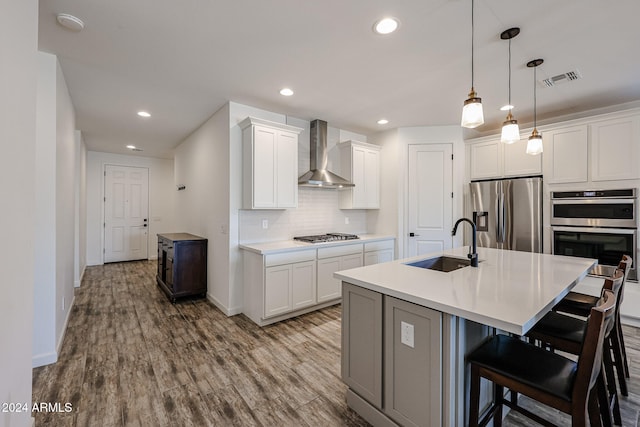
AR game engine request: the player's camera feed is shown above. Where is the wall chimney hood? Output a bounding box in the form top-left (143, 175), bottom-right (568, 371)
top-left (298, 119), bottom-right (354, 188)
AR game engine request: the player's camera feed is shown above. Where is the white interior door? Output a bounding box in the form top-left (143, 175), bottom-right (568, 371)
top-left (104, 165), bottom-right (149, 262)
top-left (407, 144), bottom-right (453, 258)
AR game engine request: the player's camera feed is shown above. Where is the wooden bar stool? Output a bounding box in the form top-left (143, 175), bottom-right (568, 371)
top-left (468, 290), bottom-right (616, 427)
top-left (555, 255), bottom-right (631, 379)
top-left (554, 255), bottom-right (632, 394)
top-left (527, 269), bottom-right (624, 426)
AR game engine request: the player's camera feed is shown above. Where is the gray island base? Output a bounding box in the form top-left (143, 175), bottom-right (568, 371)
top-left (335, 246), bottom-right (596, 426)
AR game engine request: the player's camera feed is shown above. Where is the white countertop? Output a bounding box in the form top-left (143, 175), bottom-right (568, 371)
top-left (239, 234), bottom-right (395, 255)
top-left (334, 247), bottom-right (597, 335)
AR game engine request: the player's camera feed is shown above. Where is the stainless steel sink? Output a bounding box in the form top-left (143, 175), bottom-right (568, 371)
top-left (406, 256), bottom-right (472, 272)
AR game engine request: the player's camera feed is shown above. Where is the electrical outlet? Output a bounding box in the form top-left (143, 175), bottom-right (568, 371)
top-left (401, 321), bottom-right (414, 348)
top-left (345, 217), bottom-right (350, 225)
top-left (262, 219), bottom-right (269, 229)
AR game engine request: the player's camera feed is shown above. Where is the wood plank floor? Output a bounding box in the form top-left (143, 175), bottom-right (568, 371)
top-left (33, 260), bottom-right (639, 426)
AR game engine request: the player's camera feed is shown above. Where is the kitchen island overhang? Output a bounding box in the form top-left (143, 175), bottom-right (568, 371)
top-left (336, 247), bottom-right (597, 426)
top-left (335, 246), bottom-right (597, 336)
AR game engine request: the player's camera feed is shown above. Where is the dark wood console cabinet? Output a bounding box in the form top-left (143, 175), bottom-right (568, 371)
top-left (156, 233), bottom-right (207, 302)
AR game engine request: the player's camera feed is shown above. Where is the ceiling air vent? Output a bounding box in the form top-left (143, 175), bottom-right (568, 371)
top-left (541, 69), bottom-right (582, 87)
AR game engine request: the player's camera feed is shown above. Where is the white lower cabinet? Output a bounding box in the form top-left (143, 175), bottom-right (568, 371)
top-left (242, 238), bottom-right (394, 326)
top-left (317, 244), bottom-right (364, 303)
top-left (264, 259), bottom-right (316, 318)
top-left (243, 249), bottom-right (318, 325)
top-left (364, 240), bottom-right (394, 266)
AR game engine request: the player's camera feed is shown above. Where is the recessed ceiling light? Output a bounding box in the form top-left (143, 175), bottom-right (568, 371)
top-left (500, 104), bottom-right (514, 111)
top-left (280, 88), bottom-right (294, 96)
top-left (373, 17), bottom-right (399, 35)
top-left (377, 119), bottom-right (389, 125)
top-left (126, 145), bottom-right (136, 149)
top-left (137, 111), bottom-right (151, 118)
top-left (56, 13), bottom-right (84, 32)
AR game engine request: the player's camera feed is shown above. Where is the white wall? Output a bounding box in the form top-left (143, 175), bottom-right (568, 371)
top-left (174, 103), bottom-right (232, 312)
top-left (75, 131), bottom-right (87, 286)
top-left (367, 128), bottom-right (400, 248)
top-left (1, 0), bottom-right (37, 425)
top-left (55, 59), bottom-right (77, 357)
top-left (32, 53), bottom-right (81, 368)
top-left (86, 152), bottom-right (176, 265)
top-left (33, 52), bottom-right (57, 367)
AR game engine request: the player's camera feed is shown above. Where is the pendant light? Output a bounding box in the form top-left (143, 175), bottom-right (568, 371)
top-left (461, 0), bottom-right (484, 128)
top-left (500, 27), bottom-right (520, 144)
top-left (526, 59), bottom-right (544, 155)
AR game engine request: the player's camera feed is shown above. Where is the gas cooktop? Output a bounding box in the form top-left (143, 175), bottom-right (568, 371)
top-left (294, 233), bottom-right (359, 244)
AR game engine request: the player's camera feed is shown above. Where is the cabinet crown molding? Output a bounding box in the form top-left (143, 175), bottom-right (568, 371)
top-left (239, 116), bottom-right (303, 134)
top-left (339, 140), bottom-right (380, 150)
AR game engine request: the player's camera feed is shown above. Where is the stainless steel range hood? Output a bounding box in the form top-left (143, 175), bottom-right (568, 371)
top-left (298, 119), bottom-right (354, 188)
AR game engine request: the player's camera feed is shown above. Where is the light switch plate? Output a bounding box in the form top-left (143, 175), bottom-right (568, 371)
top-left (401, 321), bottom-right (414, 348)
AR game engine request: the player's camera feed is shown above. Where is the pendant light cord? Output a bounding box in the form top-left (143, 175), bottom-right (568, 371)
top-left (508, 38), bottom-right (512, 105)
top-left (471, 0), bottom-right (475, 89)
top-left (533, 65), bottom-right (537, 128)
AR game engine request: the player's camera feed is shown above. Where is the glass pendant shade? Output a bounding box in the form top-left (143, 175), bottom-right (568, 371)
top-left (461, 90), bottom-right (484, 128)
top-left (500, 28), bottom-right (520, 144)
top-left (500, 113), bottom-right (520, 144)
top-left (461, 0), bottom-right (483, 129)
top-left (526, 58), bottom-right (544, 155)
top-left (526, 130), bottom-right (543, 155)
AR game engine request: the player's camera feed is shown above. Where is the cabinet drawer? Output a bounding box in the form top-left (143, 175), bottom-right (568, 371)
top-left (317, 243), bottom-right (363, 259)
top-left (265, 249), bottom-right (316, 267)
top-left (364, 240), bottom-right (394, 252)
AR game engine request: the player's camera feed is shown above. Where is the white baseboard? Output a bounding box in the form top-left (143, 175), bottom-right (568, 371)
top-left (206, 293), bottom-right (242, 316)
top-left (56, 294), bottom-right (75, 355)
top-left (622, 315), bottom-right (640, 328)
top-left (74, 265), bottom-right (86, 288)
top-left (34, 294), bottom-right (76, 368)
top-left (32, 351), bottom-right (58, 368)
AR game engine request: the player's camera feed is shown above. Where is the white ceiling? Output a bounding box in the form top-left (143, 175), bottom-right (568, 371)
top-left (38, 0), bottom-right (640, 159)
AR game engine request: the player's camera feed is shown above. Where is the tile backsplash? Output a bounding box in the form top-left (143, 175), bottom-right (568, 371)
top-left (239, 188), bottom-right (368, 243)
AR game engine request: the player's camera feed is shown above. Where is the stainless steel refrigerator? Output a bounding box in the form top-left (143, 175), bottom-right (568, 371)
top-left (469, 177), bottom-right (543, 252)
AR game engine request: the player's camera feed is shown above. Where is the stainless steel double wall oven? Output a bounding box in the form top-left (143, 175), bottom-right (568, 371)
top-left (551, 188), bottom-right (637, 280)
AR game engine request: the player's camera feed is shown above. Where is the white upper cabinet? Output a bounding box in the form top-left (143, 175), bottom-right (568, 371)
top-left (339, 140), bottom-right (380, 209)
top-left (504, 138), bottom-right (543, 177)
top-left (469, 137), bottom-right (541, 180)
top-left (467, 110), bottom-right (640, 186)
top-left (590, 115), bottom-right (640, 181)
top-left (543, 114), bottom-right (640, 184)
top-left (469, 139), bottom-right (502, 180)
top-left (543, 125), bottom-right (588, 184)
top-left (240, 117), bottom-right (303, 209)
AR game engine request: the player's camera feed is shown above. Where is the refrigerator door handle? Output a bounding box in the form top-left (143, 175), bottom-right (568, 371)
top-left (496, 189), bottom-right (502, 243)
top-left (501, 192), bottom-right (506, 244)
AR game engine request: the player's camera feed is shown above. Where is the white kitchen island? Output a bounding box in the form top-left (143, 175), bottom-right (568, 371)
top-left (334, 246), bottom-right (597, 427)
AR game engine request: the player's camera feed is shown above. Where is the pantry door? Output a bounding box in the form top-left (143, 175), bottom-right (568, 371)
top-left (407, 144), bottom-right (453, 257)
top-left (104, 165), bottom-right (149, 262)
